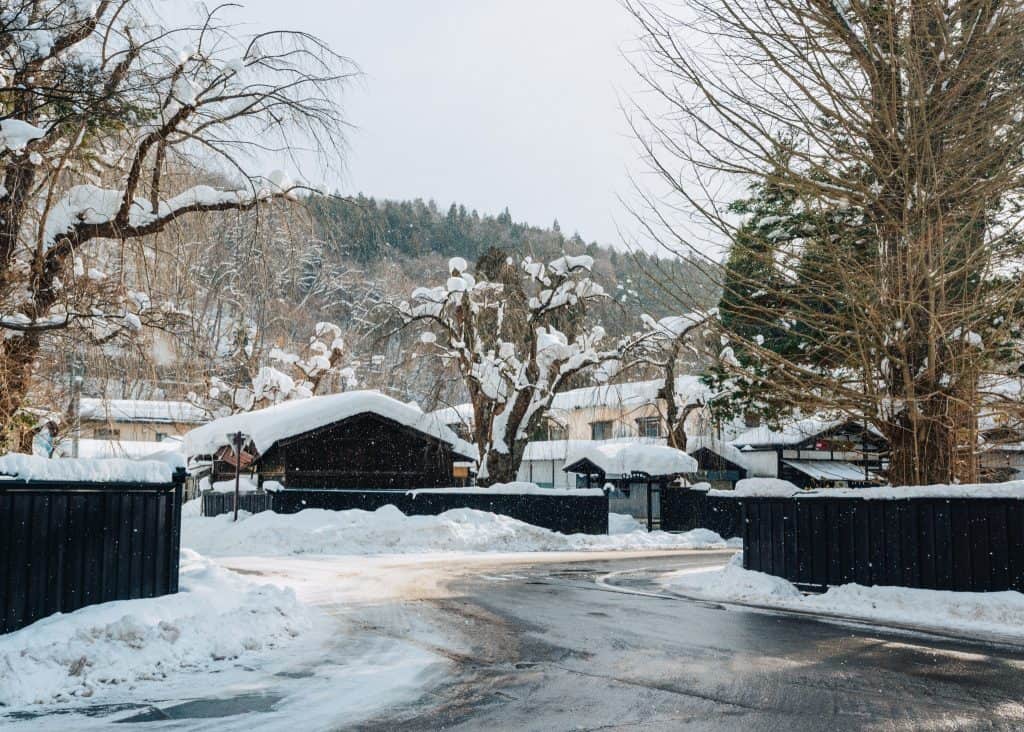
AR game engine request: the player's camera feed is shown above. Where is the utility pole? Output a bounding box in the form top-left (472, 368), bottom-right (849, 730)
top-left (70, 356), bottom-right (84, 458)
top-left (229, 431), bottom-right (247, 522)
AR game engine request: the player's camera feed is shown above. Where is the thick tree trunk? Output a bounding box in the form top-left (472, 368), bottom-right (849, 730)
top-left (0, 334), bottom-right (41, 449)
top-left (885, 397), bottom-right (977, 486)
top-left (480, 443), bottom-right (526, 486)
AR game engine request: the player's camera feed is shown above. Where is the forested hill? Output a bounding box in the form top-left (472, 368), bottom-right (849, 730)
top-left (305, 194), bottom-right (718, 325)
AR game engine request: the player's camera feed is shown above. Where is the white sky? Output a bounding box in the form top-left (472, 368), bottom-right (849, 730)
top-left (232, 0), bottom-right (654, 248)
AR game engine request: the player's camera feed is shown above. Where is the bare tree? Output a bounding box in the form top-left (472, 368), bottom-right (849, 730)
top-left (400, 251), bottom-right (636, 484)
top-left (627, 0), bottom-right (1024, 485)
top-left (0, 0), bottom-right (354, 445)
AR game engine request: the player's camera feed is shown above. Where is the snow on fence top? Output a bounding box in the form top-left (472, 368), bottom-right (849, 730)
top-left (563, 442), bottom-right (697, 478)
top-left (79, 398), bottom-right (208, 425)
top-left (184, 390), bottom-right (478, 459)
top-left (716, 478), bottom-right (1024, 500)
top-left (0, 454), bottom-right (176, 483)
top-left (407, 482), bottom-right (604, 497)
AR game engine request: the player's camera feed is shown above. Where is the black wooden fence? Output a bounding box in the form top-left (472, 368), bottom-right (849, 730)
top-left (743, 495), bottom-right (1024, 592)
top-left (200, 490), bottom-right (274, 517)
top-left (660, 485), bottom-right (744, 538)
top-left (1, 468), bottom-right (185, 634)
top-left (202, 487), bottom-right (609, 535)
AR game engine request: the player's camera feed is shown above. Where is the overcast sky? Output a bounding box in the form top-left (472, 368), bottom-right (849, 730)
top-left (237, 0), bottom-right (652, 248)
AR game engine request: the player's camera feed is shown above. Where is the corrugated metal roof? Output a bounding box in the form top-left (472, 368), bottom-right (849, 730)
top-left (783, 460), bottom-right (871, 482)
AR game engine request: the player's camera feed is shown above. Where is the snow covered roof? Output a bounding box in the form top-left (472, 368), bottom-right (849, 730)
top-left (563, 441), bottom-right (697, 478)
top-left (783, 460), bottom-right (874, 482)
top-left (184, 390), bottom-right (477, 460)
top-left (430, 376), bottom-right (711, 430)
top-left (550, 376), bottom-right (709, 412)
top-left (53, 438), bottom-right (183, 461)
top-left (685, 435), bottom-right (749, 470)
top-left (79, 398), bottom-right (207, 425)
top-left (729, 416), bottom-right (853, 448)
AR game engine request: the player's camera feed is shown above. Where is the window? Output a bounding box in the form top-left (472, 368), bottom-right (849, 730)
top-left (590, 420), bottom-right (613, 441)
top-left (94, 427), bottom-right (120, 439)
top-left (530, 419), bottom-right (568, 442)
top-left (155, 432), bottom-right (169, 442)
top-left (636, 417), bottom-right (662, 438)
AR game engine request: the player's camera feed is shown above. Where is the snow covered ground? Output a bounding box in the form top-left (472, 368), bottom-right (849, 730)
top-left (0, 550), bottom-right (312, 706)
top-left (661, 554), bottom-right (1024, 641)
top-left (181, 504), bottom-right (741, 557)
top-left (0, 506), bottom-right (737, 730)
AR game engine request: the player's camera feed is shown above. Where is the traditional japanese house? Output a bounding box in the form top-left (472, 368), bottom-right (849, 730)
top-left (728, 417), bottom-right (887, 488)
top-left (184, 391), bottom-right (477, 489)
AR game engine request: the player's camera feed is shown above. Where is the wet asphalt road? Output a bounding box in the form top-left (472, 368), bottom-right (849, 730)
top-left (367, 552), bottom-right (1024, 731)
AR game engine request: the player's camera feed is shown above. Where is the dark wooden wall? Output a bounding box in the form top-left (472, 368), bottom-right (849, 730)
top-left (259, 413), bottom-right (463, 489)
top-left (0, 470), bottom-right (184, 634)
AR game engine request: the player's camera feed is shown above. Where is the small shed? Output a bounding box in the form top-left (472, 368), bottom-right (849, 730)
top-left (184, 391), bottom-right (477, 489)
top-left (685, 435), bottom-right (749, 489)
top-left (563, 441), bottom-right (697, 528)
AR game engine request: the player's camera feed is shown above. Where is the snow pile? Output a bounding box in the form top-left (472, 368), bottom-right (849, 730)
top-left (661, 555), bottom-right (1024, 639)
top-left (724, 478), bottom-right (801, 497)
top-left (0, 453), bottom-right (173, 483)
top-left (184, 390), bottom-right (476, 460)
top-left (608, 512), bottom-right (645, 534)
top-left (0, 550), bottom-right (312, 707)
top-left (662, 554), bottom-right (801, 602)
top-left (564, 441), bottom-right (697, 478)
top-left (182, 505), bottom-right (738, 557)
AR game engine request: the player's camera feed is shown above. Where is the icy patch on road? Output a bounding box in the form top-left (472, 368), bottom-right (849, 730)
top-left (0, 550), bottom-right (312, 708)
top-left (661, 554), bottom-right (1024, 639)
top-left (182, 505), bottom-right (738, 557)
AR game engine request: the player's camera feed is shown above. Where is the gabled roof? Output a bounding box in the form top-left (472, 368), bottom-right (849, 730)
top-left (184, 390), bottom-right (477, 460)
top-left (730, 417), bottom-right (882, 450)
top-left (685, 435), bottom-right (750, 470)
top-left (80, 398), bottom-right (207, 425)
top-left (563, 441), bottom-right (697, 478)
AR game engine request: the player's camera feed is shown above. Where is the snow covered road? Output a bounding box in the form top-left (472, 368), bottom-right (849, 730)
top-left (7, 547), bottom-right (1024, 730)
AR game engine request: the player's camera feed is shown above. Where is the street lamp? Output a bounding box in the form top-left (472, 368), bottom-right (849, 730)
top-left (226, 431), bottom-right (250, 522)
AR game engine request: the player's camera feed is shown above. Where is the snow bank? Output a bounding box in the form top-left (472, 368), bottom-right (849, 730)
top-left (0, 550), bottom-right (312, 707)
top-left (184, 390), bottom-right (476, 459)
top-left (608, 512), bottom-right (645, 534)
top-left (564, 441), bottom-right (697, 478)
top-left (182, 505), bottom-right (738, 557)
top-left (0, 453), bottom-right (174, 483)
top-left (662, 554), bottom-right (1024, 639)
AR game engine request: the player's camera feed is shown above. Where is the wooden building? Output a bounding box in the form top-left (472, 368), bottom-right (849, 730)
top-left (727, 418), bottom-right (887, 489)
top-left (184, 391), bottom-right (477, 490)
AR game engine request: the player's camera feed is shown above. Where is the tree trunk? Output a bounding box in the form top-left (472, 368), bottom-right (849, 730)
top-left (480, 444), bottom-right (525, 486)
top-left (0, 334), bottom-right (41, 449)
top-left (885, 395), bottom-right (976, 486)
